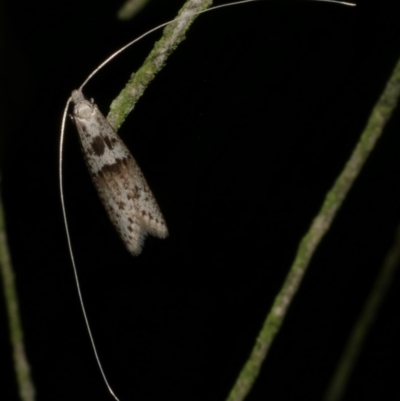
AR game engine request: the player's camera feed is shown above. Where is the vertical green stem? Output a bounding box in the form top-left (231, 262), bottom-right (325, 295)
top-left (0, 195), bottom-right (36, 401)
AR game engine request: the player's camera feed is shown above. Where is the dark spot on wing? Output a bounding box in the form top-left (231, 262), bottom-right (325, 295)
top-left (133, 185), bottom-right (140, 199)
top-left (117, 201), bottom-right (126, 210)
top-left (100, 157), bottom-right (129, 175)
top-left (104, 136), bottom-right (113, 150)
top-left (91, 136), bottom-right (105, 156)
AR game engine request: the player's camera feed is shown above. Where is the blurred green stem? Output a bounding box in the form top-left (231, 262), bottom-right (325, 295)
top-left (323, 224), bottom-right (400, 401)
top-left (117, 0), bottom-right (151, 20)
top-left (0, 195), bottom-right (36, 401)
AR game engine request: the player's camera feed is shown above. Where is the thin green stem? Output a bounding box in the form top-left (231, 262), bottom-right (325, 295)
top-left (323, 224), bottom-right (400, 401)
top-left (0, 194), bottom-right (36, 401)
top-left (225, 55), bottom-right (400, 401)
top-left (107, 0), bottom-right (213, 130)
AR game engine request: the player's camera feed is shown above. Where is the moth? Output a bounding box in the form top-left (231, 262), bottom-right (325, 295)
top-left (70, 89), bottom-right (168, 255)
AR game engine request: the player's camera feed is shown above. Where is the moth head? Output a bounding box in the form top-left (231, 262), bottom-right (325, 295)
top-left (71, 90), bottom-right (95, 120)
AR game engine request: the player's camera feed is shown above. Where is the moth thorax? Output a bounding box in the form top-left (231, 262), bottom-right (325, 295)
top-left (74, 101), bottom-right (95, 120)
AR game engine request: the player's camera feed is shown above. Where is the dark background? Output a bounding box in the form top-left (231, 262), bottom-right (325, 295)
top-left (1, 0), bottom-right (400, 400)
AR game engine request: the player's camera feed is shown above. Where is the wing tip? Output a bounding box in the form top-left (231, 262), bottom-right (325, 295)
top-left (124, 223), bottom-right (168, 256)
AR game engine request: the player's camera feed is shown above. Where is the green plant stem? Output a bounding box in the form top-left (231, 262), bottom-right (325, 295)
top-left (225, 55), bottom-right (400, 401)
top-left (0, 196), bottom-right (36, 401)
top-left (107, 0), bottom-right (213, 130)
top-left (117, 0), bottom-right (151, 20)
top-left (323, 224), bottom-right (400, 401)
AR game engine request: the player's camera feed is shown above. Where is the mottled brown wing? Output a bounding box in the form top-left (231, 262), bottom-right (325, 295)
top-left (71, 89), bottom-right (168, 255)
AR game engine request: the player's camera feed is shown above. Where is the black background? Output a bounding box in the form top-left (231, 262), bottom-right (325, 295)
top-left (1, 0), bottom-right (400, 400)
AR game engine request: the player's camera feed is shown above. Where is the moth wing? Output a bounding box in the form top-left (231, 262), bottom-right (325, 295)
top-left (72, 92), bottom-right (168, 255)
top-left (90, 151), bottom-right (168, 256)
top-left (91, 159), bottom-right (146, 256)
top-left (123, 155), bottom-right (169, 240)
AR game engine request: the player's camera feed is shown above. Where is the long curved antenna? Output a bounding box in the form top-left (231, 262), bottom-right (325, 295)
top-left (59, 0), bottom-right (356, 400)
top-left (79, 0), bottom-right (355, 90)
